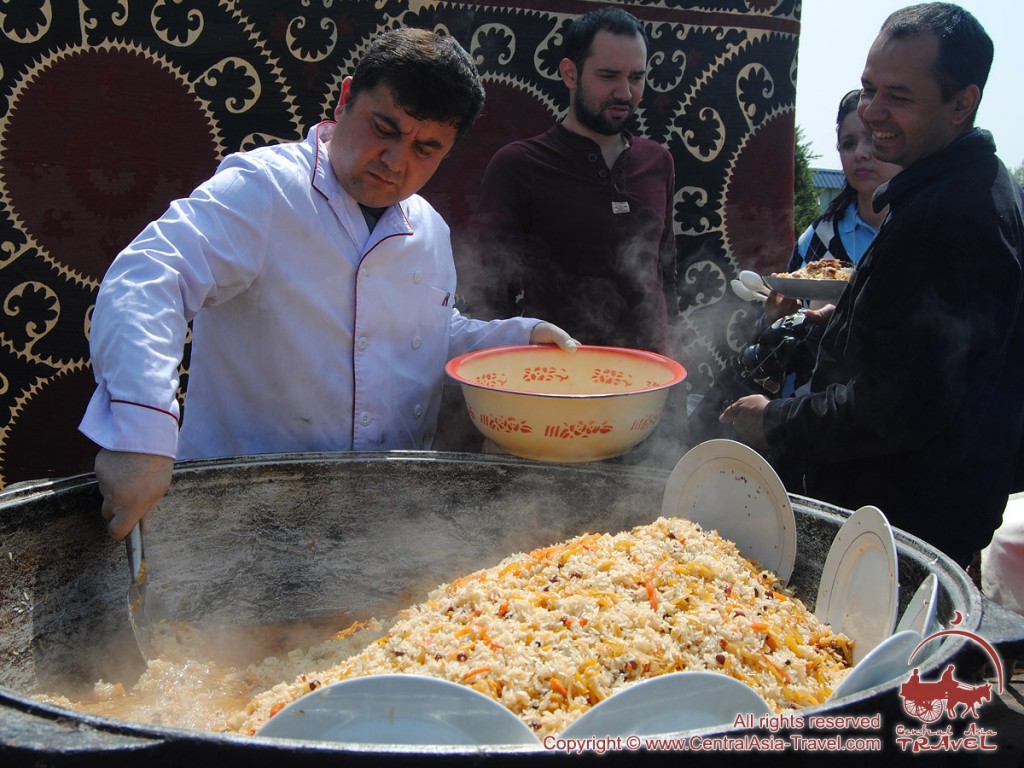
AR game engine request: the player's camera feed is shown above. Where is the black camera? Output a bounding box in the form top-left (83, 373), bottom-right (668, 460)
top-left (688, 309), bottom-right (823, 444)
top-left (733, 310), bottom-right (821, 397)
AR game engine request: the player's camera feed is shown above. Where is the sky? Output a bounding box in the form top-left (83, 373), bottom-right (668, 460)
top-left (795, 0), bottom-right (1024, 172)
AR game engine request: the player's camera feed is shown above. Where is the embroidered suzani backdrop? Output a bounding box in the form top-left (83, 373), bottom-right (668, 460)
top-left (0, 0), bottom-right (800, 487)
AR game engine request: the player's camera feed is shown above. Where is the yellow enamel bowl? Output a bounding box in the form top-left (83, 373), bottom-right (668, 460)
top-left (445, 345), bottom-right (686, 463)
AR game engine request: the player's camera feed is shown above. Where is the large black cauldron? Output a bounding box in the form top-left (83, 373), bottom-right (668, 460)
top-left (1, 452), bottom-right (1020, 767)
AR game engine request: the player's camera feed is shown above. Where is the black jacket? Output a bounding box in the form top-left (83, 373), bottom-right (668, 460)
top-left (764, 130), bottom-right (1024, 566)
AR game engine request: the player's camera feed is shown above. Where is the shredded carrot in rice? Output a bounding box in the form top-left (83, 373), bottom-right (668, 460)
top-left (232, 517), bottom-right (852, 737)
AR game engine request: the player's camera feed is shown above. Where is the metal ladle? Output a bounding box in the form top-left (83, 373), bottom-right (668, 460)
top-left (125, 522), bottom-right (159, 658)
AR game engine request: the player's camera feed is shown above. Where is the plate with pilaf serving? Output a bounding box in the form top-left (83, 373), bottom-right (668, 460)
top-left (662, 439), bottom-right (797, 583)
top-left (761, 276), bottom-right (850, 302)
top-left (762, 258), bottom-right (854, 302)
top-left (815, 505), bottom-right (899, 664)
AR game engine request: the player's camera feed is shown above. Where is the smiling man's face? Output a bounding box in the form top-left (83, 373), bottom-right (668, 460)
top-left (328, 78), bottom-right (458, 208)
top-left (858, 31), bottom-right (976, 168)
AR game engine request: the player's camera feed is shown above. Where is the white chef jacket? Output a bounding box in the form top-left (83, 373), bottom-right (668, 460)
top-left (80, 122), bottom-right (537, 459)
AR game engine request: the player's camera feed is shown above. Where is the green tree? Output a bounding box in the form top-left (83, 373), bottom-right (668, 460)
top-left (1013, 159), bottom-right (1023, 186)
top-left (793, 126), bottom-right (820, 237)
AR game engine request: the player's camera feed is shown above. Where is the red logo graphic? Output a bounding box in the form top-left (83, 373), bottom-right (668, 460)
top-left (897, 611), bottom-right (1004, 724)
top-left (900, 666), bottom-right (992, 722)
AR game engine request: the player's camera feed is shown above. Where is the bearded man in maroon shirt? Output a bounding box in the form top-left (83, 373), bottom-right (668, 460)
top-left (467, 7), bottom-right (678, 356)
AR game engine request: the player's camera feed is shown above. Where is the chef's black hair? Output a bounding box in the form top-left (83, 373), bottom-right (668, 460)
top-left (347, 27), bottom-right (485, 143)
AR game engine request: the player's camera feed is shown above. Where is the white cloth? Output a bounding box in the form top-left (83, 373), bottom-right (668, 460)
top-left (81, 122), bottom-right (537, 459)
top-left (981, 493), bottom-right (1024, 616)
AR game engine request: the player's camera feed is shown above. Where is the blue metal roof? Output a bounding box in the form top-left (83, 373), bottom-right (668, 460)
top-left (812, 168), bottom-right (845, 190)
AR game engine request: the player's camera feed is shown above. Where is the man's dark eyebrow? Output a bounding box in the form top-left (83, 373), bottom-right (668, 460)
top-left (372, 111), bottom-right (401, 133)
top-left (594, 66), bottom-right (647, 77)
top-left (415, 137), bottom-right (445, 151)
top-left (372, 111), bottom-right (446, 150)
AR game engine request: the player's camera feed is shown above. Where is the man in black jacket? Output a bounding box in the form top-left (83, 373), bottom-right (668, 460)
top-left (722, 2), bottom-right (1024, 568)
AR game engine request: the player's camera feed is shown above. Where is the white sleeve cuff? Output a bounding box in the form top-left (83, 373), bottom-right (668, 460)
top-left (79, 384), bottom-right (179, 459)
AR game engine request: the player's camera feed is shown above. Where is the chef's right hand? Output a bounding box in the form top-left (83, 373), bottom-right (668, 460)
top-left (530, 321), bottom-right (580, 352)
top-left (94, 449), bottom-right (174, 540)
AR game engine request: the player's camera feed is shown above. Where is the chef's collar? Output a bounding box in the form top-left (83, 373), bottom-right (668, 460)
top-left (359, 205), bottom-right (387, 231)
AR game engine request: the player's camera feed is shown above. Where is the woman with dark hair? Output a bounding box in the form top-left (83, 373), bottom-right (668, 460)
top-left (693, 90), bottom-right (901, 442)
top-left (708, 91), bottom-right (901, 428)
top-left (790, 88), bottom-right (901, 272)
top-left (762, 89), bottom-right (901, 327)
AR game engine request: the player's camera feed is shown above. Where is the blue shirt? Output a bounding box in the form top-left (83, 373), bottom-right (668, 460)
top-left (794, 203), bottom-right (879, 268)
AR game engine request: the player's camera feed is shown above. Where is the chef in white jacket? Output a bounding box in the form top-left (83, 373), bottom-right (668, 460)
top-left (81, 28), bottom-right (578, 540)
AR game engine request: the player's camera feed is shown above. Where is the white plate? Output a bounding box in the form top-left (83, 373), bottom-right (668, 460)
top-left (662, 439), bottom-right (796, 583)
top-left (257, 674), bottom-right (540, 745)
top-left (815, 505), bottom-right (899, 663)
top-left (896, 573), bottom-right (939, 636)
top-left (762, 276), bottom-right (850, 302)
top-left (561, 671), bottom-right (772, 738)
top-left (829, 630), bottom-right (924, 700)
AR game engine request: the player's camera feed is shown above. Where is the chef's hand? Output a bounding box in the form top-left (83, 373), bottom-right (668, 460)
top-left (94, 449), bottom-right (174, 540)
top-left (530, 322), bottom-right (580, 352)
top-left (719, 395), bottom-right (771, 451)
